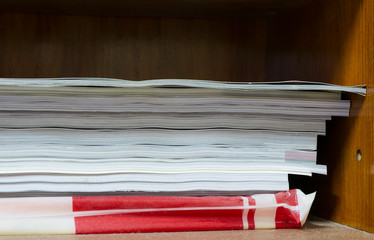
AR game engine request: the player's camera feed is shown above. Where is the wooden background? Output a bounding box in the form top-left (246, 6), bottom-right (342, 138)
top-left (0, 0), bottom-right (372, 233)
top-left (266, 0), bottom-right (373, 233)
top-left (0, 13), bottom-right (267, 81)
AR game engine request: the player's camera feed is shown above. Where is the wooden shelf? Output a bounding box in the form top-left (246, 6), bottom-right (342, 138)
top-left (0, 217), bottom-right (373, 240)
top-left (0, 0), bottom-right (372, 235)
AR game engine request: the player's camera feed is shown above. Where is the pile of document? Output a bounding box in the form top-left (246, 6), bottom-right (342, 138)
top-left (0, 78), bottom-right (364, 195)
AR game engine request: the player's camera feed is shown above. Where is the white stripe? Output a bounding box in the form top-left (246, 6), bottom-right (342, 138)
top-left (0, 204), bottom-right (291, 219)
top-left (241, 197), bottom-right (249, 230)
top-left (252, 194), bottom-right (277, 229)
top-left (0, 197), bottom-right (75, 235)
top-left (297, 190), bottom-right (316, 225)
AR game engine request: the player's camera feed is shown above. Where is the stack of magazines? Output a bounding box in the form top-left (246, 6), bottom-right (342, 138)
top-left (0, 78), bottom-right (365, 234)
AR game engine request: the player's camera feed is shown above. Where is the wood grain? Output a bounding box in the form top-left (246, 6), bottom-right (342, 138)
top-left (266, 0), bottom-right (374, 233)
top-left (0, 0), bottom-right (308, 18)
top-left (0, 13), bottom-right (266, 81)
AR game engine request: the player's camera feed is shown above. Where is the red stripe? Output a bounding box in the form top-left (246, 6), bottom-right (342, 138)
top-left (73, 191), bottom-right (303, 233)
top-left (75, 210), bottom-right (243, 234)
top-left (73, 196), bottom-right (243, 211)
top-left (73, 196), bottom-right (245, 234)
top-left (274, 189), bottom-right (301, 228)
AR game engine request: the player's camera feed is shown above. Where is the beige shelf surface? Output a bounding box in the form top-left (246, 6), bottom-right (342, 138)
top-left (0, 216), bottom-right (373, 240)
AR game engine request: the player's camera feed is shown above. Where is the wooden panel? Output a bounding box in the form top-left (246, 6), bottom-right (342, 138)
top-left (0, 0), bottom-right (309, 18)
top-left (266, 0), bottom-right (374, 233)
top-left (0, 13), bottom-right (266, 81)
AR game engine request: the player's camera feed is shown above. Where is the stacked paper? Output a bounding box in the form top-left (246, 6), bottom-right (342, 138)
top-left (0, 78), bottom-right (364, 195)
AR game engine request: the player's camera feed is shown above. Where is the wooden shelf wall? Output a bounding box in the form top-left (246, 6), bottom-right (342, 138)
top-left (0, 13), bottom-right (266, 81)
top-left (0, 0), bottom-right (309, 18)
top-left (265, 0), bottom-right (374, 233)
top-left (0, 0), bottom-right (372, 234)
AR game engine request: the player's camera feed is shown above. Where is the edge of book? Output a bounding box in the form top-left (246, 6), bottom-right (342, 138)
top-left (0, 78), bottom-right (366, 96)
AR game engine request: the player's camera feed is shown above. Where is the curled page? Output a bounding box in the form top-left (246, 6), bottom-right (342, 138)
top-left (0, 189), bottom-right (314, 235)
top-left (0, 78), bottom-right (366, 95)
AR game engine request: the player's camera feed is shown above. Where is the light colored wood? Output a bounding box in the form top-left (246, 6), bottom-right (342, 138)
top-left (266, 0), bottom-right (374, 233)
top-left (0, 217), bottom-right (372, 240)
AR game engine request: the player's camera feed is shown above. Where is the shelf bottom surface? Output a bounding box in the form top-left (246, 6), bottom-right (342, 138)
top-left (0, 216), bottom-right (373, 240)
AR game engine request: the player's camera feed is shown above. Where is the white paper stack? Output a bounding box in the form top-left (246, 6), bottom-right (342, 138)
top-left (0, 78), bottom-right (365, 195)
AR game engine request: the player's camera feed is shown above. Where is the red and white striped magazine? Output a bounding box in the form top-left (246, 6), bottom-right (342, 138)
top-left (0, 189), bottom-right (315, 235)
